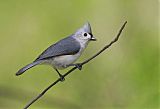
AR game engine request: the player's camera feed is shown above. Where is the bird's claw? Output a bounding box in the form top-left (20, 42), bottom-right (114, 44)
top-left (75, 63), bottom-right (82, 70)
top-left (59, 75), bottom-right (65, 82)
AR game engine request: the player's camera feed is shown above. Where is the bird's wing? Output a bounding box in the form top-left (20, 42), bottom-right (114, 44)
top-left (35, 36), bottom-right (81, 61)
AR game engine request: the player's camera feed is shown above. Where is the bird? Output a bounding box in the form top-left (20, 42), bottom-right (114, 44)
top-left (16, 22), bottom-right (96, 81)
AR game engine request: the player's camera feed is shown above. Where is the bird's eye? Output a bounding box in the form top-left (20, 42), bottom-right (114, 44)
top-left (83, 33), bottom-right (88, 37)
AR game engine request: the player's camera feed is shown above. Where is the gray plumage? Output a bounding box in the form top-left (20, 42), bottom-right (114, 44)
top-left (16, 60), bottom-right (42, 76)
top-left (35, 36), bottom-right (81, 61)
top-left (16, 36), bottom-right (81, 76)
top-left (16, 22), bottom-right (96, 77)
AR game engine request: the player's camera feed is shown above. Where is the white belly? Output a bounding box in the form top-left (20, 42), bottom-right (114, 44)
top-left (51, 53), bottom-right (81, 69)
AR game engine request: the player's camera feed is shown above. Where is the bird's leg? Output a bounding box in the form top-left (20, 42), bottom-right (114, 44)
top-left (68, 63), bottom-right (82, 70)
top-left (55, 68), bottom-right (65, 82)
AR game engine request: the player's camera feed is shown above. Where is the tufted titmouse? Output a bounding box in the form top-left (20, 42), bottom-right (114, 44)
top-left (16, 22), bottom-right (96, 81)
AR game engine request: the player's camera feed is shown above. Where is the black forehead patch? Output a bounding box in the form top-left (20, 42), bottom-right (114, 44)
top-left (89, 33), bottom-right (93, 38)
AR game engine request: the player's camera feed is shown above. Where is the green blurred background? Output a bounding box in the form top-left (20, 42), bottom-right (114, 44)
top-left (0, 0), bottom-right (158, 109)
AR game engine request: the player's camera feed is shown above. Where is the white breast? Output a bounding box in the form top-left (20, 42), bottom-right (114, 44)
top-left (52, 53), bottom-right (81, 69)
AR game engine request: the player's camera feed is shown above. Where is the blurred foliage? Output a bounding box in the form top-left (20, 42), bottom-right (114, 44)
top-left (0, 0), bottom-right (158, 109)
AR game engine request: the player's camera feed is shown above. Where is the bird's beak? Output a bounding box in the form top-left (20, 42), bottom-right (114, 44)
top-left (90, 36), bottom-right (97, 41)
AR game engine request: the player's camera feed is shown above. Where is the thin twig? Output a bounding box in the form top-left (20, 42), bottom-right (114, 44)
top-left (23, 21), bottom-right (127, 109)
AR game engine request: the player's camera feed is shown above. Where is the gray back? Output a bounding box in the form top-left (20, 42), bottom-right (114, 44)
top-left (35, 36), bottom-right (81, 61)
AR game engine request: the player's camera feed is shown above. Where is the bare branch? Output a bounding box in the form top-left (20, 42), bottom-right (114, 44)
top-left (23, 21), bottom-right (127, 109)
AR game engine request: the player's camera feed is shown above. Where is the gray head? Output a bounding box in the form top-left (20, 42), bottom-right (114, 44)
top-left (72, 22), bottom-right (96, 45)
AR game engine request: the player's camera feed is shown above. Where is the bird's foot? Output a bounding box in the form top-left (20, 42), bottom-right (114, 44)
top-left (74, 63), bottom-right (82, 70)
top-left (72, 63), bottom-right (82, 70)
top-left (59, 74), bottom-right (65, 82)
top-left (55, 69), bottom-right (65, 82)
top-left (68, 63), bottom-right (82, 70)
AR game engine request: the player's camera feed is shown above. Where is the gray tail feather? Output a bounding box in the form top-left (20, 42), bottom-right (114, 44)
top-left (16, 61), bottom-right (42, 76)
